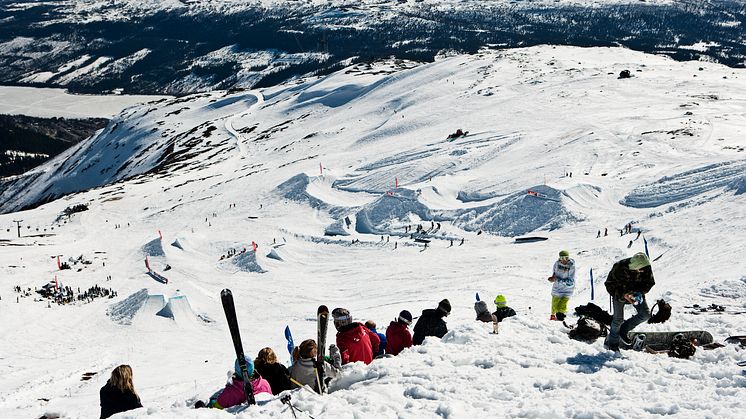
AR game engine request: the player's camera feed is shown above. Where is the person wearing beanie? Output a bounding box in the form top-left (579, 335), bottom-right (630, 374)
top-left (332, 308), bottom-right (380, 365)
top-left (413, 299), bottom-right (451, 345)
top-left (604, 252), bottom-right (655, 352)
top-left (386, 310), bottom-right (414, 355)
top-left (197, 356), bottom-right (272, 409)
top-left (364, 320), bottom-right (387, 357)
top-left (492, 294), bottom-right (516, 323)
top-left (547, 250), bottom-right (576, 321)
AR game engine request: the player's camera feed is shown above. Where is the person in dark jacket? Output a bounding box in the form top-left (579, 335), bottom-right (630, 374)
top-left (413, 299), bottom-right (451, 345)
top-left (386, 310), bottom-right (413, 355)
top-left (254, 347), bottom-right (291, 395)
top-left (604, 252), bottom-right (655, 351)
top-left (492, 294), bottom-right (517, 322)
top-left (364, 320), bottom-right (387, 357)
top-left (332, 308), bottom-right (380, 365)
top-left (100, 365), bottom-right (142, 419)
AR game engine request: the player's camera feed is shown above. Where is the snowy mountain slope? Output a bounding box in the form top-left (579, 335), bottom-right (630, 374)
top-left (0, 46), bottom-right (745, 418)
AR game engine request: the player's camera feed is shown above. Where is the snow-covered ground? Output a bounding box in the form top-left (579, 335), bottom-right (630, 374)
top-left (0, 45), bottom-right (745, 418)
top-left (0, 86), bottom-right (171, 118)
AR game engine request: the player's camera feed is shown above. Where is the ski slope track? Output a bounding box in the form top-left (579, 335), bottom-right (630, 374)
top-left (0, 46), bottom-right (745, 418)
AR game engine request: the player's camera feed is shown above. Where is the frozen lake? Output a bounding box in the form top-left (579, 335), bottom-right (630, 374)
top-left (0, 86), bottom-right (171, 118)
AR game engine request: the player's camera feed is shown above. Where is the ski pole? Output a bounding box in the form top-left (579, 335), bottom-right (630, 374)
top-left (281, 394), bottom-right (298, 419)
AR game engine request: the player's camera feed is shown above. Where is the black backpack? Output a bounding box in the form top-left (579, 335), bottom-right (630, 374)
top-left (648, 299), bottom-right (672, 324)
top-left (568, 316), bottom-right (608, 342)
top-left (574, 303), bottom-right (612, 326)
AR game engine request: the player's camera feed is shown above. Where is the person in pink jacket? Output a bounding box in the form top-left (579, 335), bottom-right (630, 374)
top-left (195, 356), bottom-right (272, 409)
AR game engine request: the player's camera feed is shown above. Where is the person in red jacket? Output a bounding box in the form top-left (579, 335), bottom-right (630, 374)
top-left (385, 310), bottom-right (413, 356)
top-left (332, 307), bottom-right (380, 365)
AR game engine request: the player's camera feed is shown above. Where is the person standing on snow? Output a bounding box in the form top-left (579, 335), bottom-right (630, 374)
top-left (385, 310), bottom-right (413, 355)
top-left (604, 252), bottom-right (655, 351)
top-left (100, 365), bottom-right (142, 419)
top-left (332, 308), bottom-right (380, 365)
top-left (413, 299), bottom-right (451, 345)
top-left (364, 320), bottom-right (387, 357)
top-left (548, 250), bottom-right (576, 321)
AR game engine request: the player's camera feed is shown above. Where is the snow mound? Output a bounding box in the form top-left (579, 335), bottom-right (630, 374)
top-left (354, 189), bottom-right (431, 234)
top-left (107, 288), bottom-right (149, 325)
top-left (621, 160), bottom-right (746, 208)
top-left (276, 173), bottom-right (329, 210)
top-left (452, 185), bottom-right (580, 237)
top-left (142, 238), bottom-right (165, 257)
top-left (232, 251), bottom-right (266, 273)
top-left (700, 276), bottom-right (746, 300)
top-left (324, 218), bottom-right (351, 236)
top-left (266, 248), bottom-right (284, 261)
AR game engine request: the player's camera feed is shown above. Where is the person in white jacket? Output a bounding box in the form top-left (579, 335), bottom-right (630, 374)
top-left (548, 250), bottom-right (576, 321)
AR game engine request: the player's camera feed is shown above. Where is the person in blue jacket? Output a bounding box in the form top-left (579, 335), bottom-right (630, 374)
top-left (365, 320), bottom-right (387, 357)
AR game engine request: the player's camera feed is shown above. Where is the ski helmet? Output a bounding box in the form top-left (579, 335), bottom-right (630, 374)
top-left (398, 310), bottom-right (413, 325)
top-left (234, 356), bottom-right (254, 378)
top-left (559, 250), bottom-right (570, 258)
top-left (494, 294), bottom-right (507, 307)
top-left (332, 307), bottom-right (352, 328)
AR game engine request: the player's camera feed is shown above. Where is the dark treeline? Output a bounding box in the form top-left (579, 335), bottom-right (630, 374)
top-left (0, 115), bottom-right (108, 178)
top-left (0, 2), bottom-right (745, 95)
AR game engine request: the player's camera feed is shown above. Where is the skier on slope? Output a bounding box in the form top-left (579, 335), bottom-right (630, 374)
top-left (604, 252), bottom-right (655, 352)
top-left (364, 320), bottom-right (387, 357)
top-left (385, 310), bottom-right (413, 355)
top-left (413, 299), bottom-right (451, 345)
top-left (195, 356), bottom-right (272, 409)
top-left (547, 250), bottom-right (576, 321)
top-left (254, 347), bottom-right (291, 395)
top-left (492, 295), bottom-right (516, 323)
top-left (332, 308), bottom-right (380, 365)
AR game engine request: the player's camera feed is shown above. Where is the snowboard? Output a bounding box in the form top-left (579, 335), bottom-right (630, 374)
top-left (626, 330), bottom-right (713, 351)
top-left (725, 335), bottom-right (746, 347)
top-left (220, 289), bottom-right (255, 406)
top-left (316, 305), bottom-right (329, 394)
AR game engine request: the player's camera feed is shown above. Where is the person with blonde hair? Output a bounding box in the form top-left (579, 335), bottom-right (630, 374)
top-left (254, 347), bottom-right (291, 395)
top-left (100, 365), bottom-right (142, 419)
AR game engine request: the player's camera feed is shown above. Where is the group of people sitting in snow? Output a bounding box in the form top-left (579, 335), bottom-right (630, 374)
top-left (99, 251), bottom-right (655, 417)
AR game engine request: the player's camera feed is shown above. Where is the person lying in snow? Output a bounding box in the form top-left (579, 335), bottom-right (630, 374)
top-left (413, 299), bottom-right (451, 345)
top-left (364, 320), bottom-right (387, 357)
top-left (332, 307), bottom-right (380, 365)
top-left (290, 339), bottom-right (319, 391)
top-left (195, 356), bottom-right (271, 409)
top-left (493, 295), bottom-right (517, 322)
top-left (100, 365), bottom-right (142, 419)
top-left (386, 310), bottom-right (413, 356)
top-left (254, 347), bottom-right (291, 395)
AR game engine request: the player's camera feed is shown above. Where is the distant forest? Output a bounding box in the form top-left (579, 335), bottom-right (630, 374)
top-left (0, 115), bottom-right (107, 178)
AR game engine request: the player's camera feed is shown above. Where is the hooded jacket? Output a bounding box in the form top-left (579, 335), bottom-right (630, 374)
top-left (412, 309), bottom-right (448, 345)
top-left (385, 320), bottom-right (413, 355)
top-left (605, 257), bottom-right (655, 301)
top-left (211, 375), bottom-right (272, 409)
top-left (551, 258), bottom-right (576, 297)
top-left (336, 322), bottom-right (380, 365)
